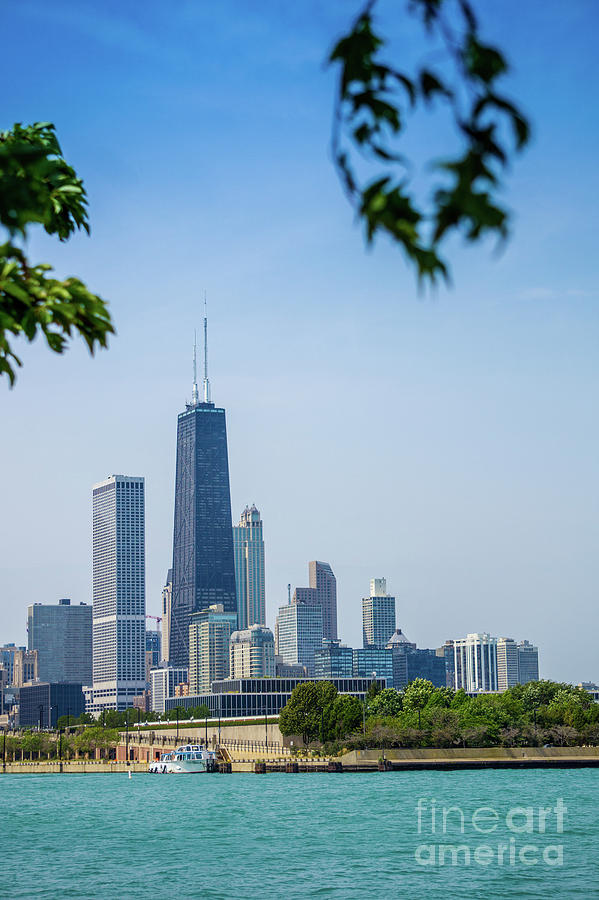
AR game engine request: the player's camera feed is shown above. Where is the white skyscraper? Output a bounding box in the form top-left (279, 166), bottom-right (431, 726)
top-left (453, 633), bottom-right (498, 693)
top-left (362, 578), bottom-right (396, 648)
top-left (233, 505), bottom-right (265, 630)
top-left (87, 475), bottom-right (146, 714)
top-left (497, 637), bottom-right (520, 691)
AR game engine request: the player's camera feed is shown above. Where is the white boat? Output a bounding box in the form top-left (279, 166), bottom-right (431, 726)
top-left (149, 744), bottom-right (217, 774)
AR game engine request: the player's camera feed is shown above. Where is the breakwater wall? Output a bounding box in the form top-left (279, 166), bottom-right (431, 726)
top-left (3, 747), bottom-right (599, 774)
top-left (2, 761), bottom-right (147, 775)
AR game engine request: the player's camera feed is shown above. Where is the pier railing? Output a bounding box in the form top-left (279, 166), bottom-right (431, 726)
top-left (118, 732), bottom-right (292, 755)
top-left (218, 737), bottom-right (291, 756)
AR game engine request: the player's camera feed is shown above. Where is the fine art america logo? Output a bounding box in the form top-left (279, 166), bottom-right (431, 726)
top-left (414, 797), bottom-right (566, 867)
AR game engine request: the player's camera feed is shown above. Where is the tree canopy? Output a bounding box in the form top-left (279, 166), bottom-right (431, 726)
top-left (0, 6), bottom-right (530, 384)
top-left (279, 684), bottom-right (362, 745)
top-left (330, 0), bottom-right (530, 282)
top-left (0, 122), bottom-right (112, 384)
top-left (279, 678), bottom-right (599, 750)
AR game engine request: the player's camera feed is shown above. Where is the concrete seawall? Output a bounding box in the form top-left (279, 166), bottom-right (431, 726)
top-left (3, 747), bottom-right (599, 774)
top-left (2, 762), bottom-right (147, 775)
top-left (342, 747), bottom-right (599, 771)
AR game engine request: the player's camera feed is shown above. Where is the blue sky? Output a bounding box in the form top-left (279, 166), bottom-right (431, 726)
top-left (1, 0), bottom-right (598, 682)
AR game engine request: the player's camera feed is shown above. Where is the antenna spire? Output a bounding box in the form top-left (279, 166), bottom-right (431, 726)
top-left (191, 329), bottom-right (199, 406)
top-left (203, 292), bottom-right (211, 403)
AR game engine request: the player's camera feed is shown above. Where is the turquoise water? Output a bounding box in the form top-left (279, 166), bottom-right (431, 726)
top-left (1, 769), bottom-right (598, 898)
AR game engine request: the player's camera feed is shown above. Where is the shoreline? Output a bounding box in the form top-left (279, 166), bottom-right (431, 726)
top-left (3, 747), bottom-right (599, 774)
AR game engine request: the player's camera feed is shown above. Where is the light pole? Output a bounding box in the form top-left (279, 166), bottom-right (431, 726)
top-left (176, 708), bottom-right (179, 743)
top-left (49, 706), bottom-right (56, 762)
top-left (126, 715), bottom-right (129, 766)
top-left (205, 712), bottom-right (208, 748)
top-left (363, 672), bottom-right (377, 744)
top-left (265, 711), bottom-right (268, 750)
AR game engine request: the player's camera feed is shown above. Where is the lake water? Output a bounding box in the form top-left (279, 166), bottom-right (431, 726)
top-left (2, 769), bottom-right (598, 898)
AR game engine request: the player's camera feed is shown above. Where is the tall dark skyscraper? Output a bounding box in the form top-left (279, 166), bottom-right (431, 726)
top-left (169, 313), bottom-right (237, 667)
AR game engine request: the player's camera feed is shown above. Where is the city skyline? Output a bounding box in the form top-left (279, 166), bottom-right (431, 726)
top-left (1, 1), bottom-right (598, 683)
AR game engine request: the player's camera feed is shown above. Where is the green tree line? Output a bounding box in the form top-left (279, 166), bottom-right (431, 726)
top-left (2, 726), bottom-right (120, 761)
top-left (278, 678), bottom-right (599, 751)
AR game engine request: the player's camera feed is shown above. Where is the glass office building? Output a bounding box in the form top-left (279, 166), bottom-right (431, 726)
top-left (170, 352), bottom-right (237, 667)
top-left (275, 601), bottom-right (323, 676)
top-left (27, 599), bottom-right (92, 685)
top-left (165, 676), bottom-right (383, 718)
top-left (314, 639), bottom-right (354, 679)
top-left (233, 505), bottom-right (266, 630)
top-left (188, 604), bottom-right (237, 694)
top-left (19, 682), bottom-right (85, 728)
top-left (352, 647), bottom-right (394, 684)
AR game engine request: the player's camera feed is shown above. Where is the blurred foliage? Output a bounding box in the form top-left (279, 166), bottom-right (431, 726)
top-left (330, 0), bottom-right (530, 282)
top-left (0, 122), bottom-right (113, 385)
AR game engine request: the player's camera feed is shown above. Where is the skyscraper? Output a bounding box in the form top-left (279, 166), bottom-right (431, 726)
top-left (436, 640), bottom-right (456, 688)
top-left (497, 637), bottom-right (520, 691)
top-left (229, 625), bottom-right (275, 679)
top-left (150, 665), bottom-right (188, 714)
top-left (145, 628), bottom-right (162, 690)
top-left (27, 599), bottom-right (92, 685)
top-left (88, 475), bottom-right (146, 713)
top-left (309, 561), bottom-right (338, 641)
top-left (188, 604), bottom-right (237, 694)
top-left (362, 578), bottom-right (396, 648)
top-left (293, 587), bottom-right (318, 605)
top-left (386, 631), bottom-right (446, 690)
top-left (169, 316), bottom-right (237, 667)
top-left (0, 645), bottom-right (27, 686)
top-left (517, 640), bottom-right (539, 684)
top-left (314, 639), bottom-right (354, 679)
top-left (352, 647), bottom-right (394, 684)
top-left (275, 599), bottom-right (323, 676)
top-left (233, 505), bottom-right (265, 630)
top-left (11, 649), bottom-right (38, 687)
top-left (161, 569), bottom-right (172, 664)
top-left (453, 633), bottom-right (498, 693)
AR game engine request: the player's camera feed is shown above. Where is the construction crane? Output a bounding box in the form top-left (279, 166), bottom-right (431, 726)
top-left (145, 614), bottom-right (162, 625)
